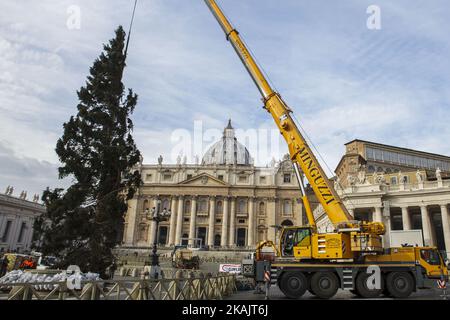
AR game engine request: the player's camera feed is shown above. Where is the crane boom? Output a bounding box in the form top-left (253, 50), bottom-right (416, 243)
top-left (204, 0), bottom-right (353, 226)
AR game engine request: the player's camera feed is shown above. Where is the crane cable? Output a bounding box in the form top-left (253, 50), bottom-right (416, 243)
top-left (124, 0), bottom-right (138, 59)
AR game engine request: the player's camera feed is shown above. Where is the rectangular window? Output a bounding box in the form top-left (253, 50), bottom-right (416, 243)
top-left (163, 174), bottom-right (172, 181)
top-left (238, 219), bottom-right (246, 224)
top-left (184, 218), bottom-right (189, 222)
top-left (218, 175), bottom-right (224, 181)
top-left (390, 176), bottom-right (398, 185)
top-left (145, 174), bottom-right (153, 181)
top-left (186, 174), bottom-right (193, 180)
top-left (216, 219), bottom-right (221, 223)
top-left (1, 221), bottom-right (12, 242)
top-left (283, 174), bottom-right (291, 183)
top-left (259, 176), bottom-right (266, 184)
top-left (238, 175), bottom-right (247, 183)
top-left (366, 147), bottom-right (374, 160)
top-left (374, 149), bottom-right (383, 161)
top-left (17, 222), bottom-right (27, 243)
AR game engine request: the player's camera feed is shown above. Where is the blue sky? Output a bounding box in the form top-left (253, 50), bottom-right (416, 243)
top-left (1, 0), bottom-right (449, 198)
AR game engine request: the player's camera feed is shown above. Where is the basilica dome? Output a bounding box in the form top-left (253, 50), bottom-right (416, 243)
top-left (202, 120), bottom-right (252, 166)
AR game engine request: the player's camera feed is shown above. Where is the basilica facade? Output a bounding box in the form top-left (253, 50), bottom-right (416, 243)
top-left (122, 120), bottom-right (310, 249)
top-left (122, 124), bottom-right (450, 260)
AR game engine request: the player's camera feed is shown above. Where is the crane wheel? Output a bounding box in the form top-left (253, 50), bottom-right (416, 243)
top-left (355, 271), bottom-right (383, 298)
top-left (310, 272), bottom-right (339, 299)
top-left (386, 272), bottom-right (414, 298)
top-left (279, 272), bottom-right (307, 299)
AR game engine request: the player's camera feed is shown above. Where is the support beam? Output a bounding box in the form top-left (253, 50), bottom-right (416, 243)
top-left (188, 196), bottom-right (197, 246)
top-left (228, 197), bottom-right (236, 246)
top-left (221, 197), bottom-right (229, 246)
top-left (168, 197), bottom-right (178, 246)
top-left (207, 196), bottom-right (216, 246)
top-left (247, 197), bottom-right (255, 246)
top-left (175, 196), bottom-right (184, 245)
top-left (440, 204), bottom-right (450, 259)
top-left (401, 206), bottom-right (411, 230)
top-left (420, 205), bottom-right (433, 246)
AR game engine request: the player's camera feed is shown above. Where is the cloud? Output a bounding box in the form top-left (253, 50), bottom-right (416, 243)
top-left (0, 142), bottom-right (68, 199)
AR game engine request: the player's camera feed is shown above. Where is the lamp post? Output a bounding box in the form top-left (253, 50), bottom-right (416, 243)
top-left (147, 200), bottom-right (171, 279)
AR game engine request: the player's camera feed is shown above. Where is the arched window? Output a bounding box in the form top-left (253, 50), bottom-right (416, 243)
top-left (185, 200), bottom-right (191, 214)
top-left (281, 219), bottom-right (293, 226)
top-left (238, 199), bottom-right (247, 213)
top-left (283, 200), bottom-right (292, 215)
top-left (368, 166), bottom-right (375, 173)
top-left (259, 202), bottom-right (265, 215)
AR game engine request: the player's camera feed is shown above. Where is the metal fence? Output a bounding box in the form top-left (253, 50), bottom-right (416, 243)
top-left (3, 273), bottom-right (236, 300)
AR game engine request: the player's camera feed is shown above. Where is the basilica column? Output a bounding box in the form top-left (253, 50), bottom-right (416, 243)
top-left (123, 198), bottom-right (138, 245)
top-left (168, 196), bottom-right (178, 246)
top-left (373, 207), bottom-right (383, 223)
top-left (266, 197), bottom-right (276, 242)
top-left (207, 196), bottom-right (216, 246)
top-left (188, 196), bottom-right (197, 246)
top-left (401, 206), bottom-right (411, 230)
top-left (247, 197), bottom-right (255, 246)
top-left (175, 196), bottom-right (184, 245)
top-left (148, 196), bottom-right (159, 246)
top-left (221, 197), bottom-right (229, 247)
top-left (228, 197), bottom-right (236, 246)
top-left (420, 205), bottom-right (433, 246)
top-left (440, 204), bottom-right (450, 259)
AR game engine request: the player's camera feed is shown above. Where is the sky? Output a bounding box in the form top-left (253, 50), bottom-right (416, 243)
top-left (0, 0), bottom-right (449, 199)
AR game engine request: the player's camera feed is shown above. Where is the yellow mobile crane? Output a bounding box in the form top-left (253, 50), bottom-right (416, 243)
top-left (204, 0), bottom-right (448, 299)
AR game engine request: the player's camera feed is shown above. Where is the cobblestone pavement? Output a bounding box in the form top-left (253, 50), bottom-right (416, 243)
top-left (227, 286), bottom-right (448, 300)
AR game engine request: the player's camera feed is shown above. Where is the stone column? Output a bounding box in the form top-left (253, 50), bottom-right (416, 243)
top-left (373, 206), bottom-right (382, 223)
top-left (296, 199), bottom-right (303, 226)
top-left (420, 205), bottom-right (433, 246)
top-left (440, 204), bottom-right (450, 258)
top-left (148, 196), bottom-right (159, 246)
top-left (175, 196), bottom-right (184, 245)
top-left (247, 197), bottom-right (255, 246)
top-left (228, 197), bottom-right (236, 246)
top-left (266, 198), bottom-right (276, 242)
top-left (123, 198), bottom-right (138, 245)
top-left (207, 196), bottom-right (216, 246)
top-left (168, 197), bottom-right (178, 246)
top-left (382, 203), bottom-right (391, 248)
top-left (188, 196), bottom-right (197, 246)
top-left (401, 206), bottom-right (411, 230)
top-left (221, 197), bottom-right (229, 247)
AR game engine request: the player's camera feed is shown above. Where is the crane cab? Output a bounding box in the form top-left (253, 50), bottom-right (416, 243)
top-left (280, 226), bottom-right (354, 260)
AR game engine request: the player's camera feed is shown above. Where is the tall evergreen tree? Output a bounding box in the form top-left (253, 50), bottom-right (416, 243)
top-left (34, 26), bottom-right (142, 276)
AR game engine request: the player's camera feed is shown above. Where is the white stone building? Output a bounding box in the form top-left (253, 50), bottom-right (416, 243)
top-left (0, 189), bottom-right (45, 253)
top-left (122, 120), bottom-right (310, 249)
top-left (315, 139), bottom-right (450, 259)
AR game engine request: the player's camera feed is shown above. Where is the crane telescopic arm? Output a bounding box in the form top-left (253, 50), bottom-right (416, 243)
top-left (204, 0), bottom-right (354, 227)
